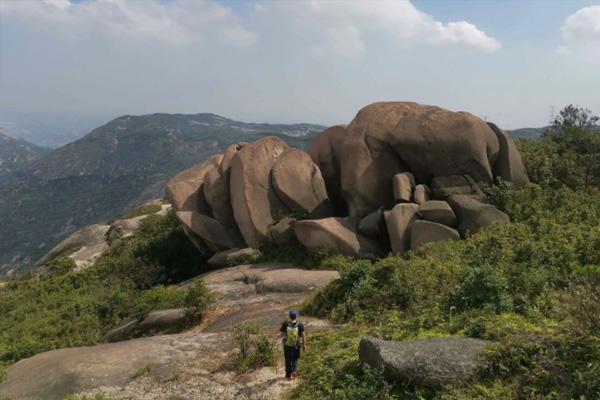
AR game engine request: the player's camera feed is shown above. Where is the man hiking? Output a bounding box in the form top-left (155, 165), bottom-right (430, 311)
top-left (278, 310), bottom-right (306, 380)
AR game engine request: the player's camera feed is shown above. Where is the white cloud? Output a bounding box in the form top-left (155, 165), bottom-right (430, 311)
top-left (258, 0), bottom-right (501, 58)
top-left (558, 6), bottom-right (600, 62)
top-left (0, 0), bottom-right (258, 47)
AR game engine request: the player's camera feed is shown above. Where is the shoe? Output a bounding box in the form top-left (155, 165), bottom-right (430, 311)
top-left (291, 371), bottom-right (298, 380)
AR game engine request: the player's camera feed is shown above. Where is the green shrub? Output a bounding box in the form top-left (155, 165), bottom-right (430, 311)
top-left (0, 210), bottom-right (209, 367)
top-left (183, 279), bottom-right (214, 312)
top-left (231, 322), bottom-right (276, 372)
top-left (452, 262), bottom-right (513, 313)
top-left (121, 203), bottom-right (162, 219)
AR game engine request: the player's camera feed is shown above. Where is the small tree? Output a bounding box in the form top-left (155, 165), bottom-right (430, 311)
top-left (543, 105), bottom-right (600, 190)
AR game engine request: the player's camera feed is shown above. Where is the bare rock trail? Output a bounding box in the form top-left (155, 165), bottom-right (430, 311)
top-left (0, 263), bottom-right (339, 400)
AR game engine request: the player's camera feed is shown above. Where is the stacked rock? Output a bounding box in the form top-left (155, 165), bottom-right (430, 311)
top-left (166, 101), bottom-right (529, 262)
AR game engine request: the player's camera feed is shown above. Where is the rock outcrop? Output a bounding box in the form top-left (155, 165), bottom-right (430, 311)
top-left (165, 101), bottom-right (528, 259)
top-left (488, 122), bottom-right (529, 187)
top-left (294, 217), bottom-right (383, 258)
top-left (0, 263), bottom-right (340, 400)
top-left (359, 336), bottom-right (492, 387)
top-left (411, 220), bottom-right (460, 250)
top-left (175, 211), bottom-right (244, 252)
top-left (385, 203), bottom-right (420, 255)
top-left (166, 154), bottom-right (223, 213)
top-left (230, 137), bottom-right (292, 247)
top-left (271, 148), bottom-right (332, 218)
top-left (447, 195), bottom-right (510, 237)
top-left (418, 200), bottom-right (457, 227)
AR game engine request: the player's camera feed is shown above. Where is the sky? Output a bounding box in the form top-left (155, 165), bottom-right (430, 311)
top-left (1, 0), bottom-right (600, 132)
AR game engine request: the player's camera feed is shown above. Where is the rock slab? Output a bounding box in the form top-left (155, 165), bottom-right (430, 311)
top-left (447, 195), bottom-right (510, 236)
top-left (418, 200), bottom-right (457, 227)
top-left (230, 137), bottom-right (290, 247)
top-left (393, 172), bottom-right (415, 203)
top-left (271, 148), bottom-right (332, 218)
top-left (294, 217), bottom-right (382, 258)
top-left (385, 203), bottom-right (420, 255)
top-left (359, 336), bottom-right (491, 387)
top-left (411, 220), bottom-right (460, 250)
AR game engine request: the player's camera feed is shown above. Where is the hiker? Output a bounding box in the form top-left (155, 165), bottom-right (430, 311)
top-left (278, 310), bottom-right (306, 380)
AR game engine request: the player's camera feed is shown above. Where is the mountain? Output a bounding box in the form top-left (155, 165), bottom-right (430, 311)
top-left (0, 128), bottom-right (50, 178)
top-left (508, 127), bottom-right (547, 139)
top-left (0, 113), bottom-right (324, 275)
top-left (0, 113), bottom-right (107, 148)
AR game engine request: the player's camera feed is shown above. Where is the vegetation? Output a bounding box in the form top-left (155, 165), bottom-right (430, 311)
top-left (230, 322), bottom-right (276, 372)
top-left (0, 211), bottom-right (211, 378)
top-left (291, 106), bottom-right (600, 399)
top-left (121, 203), bottom-right (162, 219)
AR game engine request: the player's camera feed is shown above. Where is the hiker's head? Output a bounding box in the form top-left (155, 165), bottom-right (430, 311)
top-left (289, 310), bottom-right (298, 320)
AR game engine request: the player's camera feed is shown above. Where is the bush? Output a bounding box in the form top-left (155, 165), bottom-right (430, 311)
top-left (452, 262), bottom-right (513, 313)
top-left (231, 322), bottom-right (276, 372)
top-left (296, 181), bottom-right (600, 399)
top-left (121, 203), bottom-right (162, 219)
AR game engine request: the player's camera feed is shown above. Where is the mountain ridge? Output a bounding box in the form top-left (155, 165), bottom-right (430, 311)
top-left (0, 113), bottom-right (324, 275)
top-left (0, 128), bottom-right (50, 179)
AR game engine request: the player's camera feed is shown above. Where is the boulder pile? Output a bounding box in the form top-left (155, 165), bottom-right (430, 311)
top-left (166, 102), bottom-right (528, 260)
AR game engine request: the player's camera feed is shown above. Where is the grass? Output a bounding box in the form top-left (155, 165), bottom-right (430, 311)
top-left (121, 203), bottom-right (162, 219)
top-left (0, 211), bottom-right (212, 377)
top-left (130, 362), bottom-right (156, 380)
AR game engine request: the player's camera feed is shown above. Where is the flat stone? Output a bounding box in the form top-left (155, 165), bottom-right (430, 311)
top-left (447, 195), bottom-right (510, 237)
top-left (294, 217), bottom-right (383, 258)
top-left (418, 200), bottom-right (457, 226)
top-left (384, 203), bottom-right (420, 255)
top-left (410, 220), bottom-right (460, 250)
top-left (176, 211), bottom-right (245, 252)
top-left (359, 336), bottom-right (492, 387)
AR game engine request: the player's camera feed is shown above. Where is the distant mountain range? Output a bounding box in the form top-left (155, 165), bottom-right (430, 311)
top-left (0, 128), bottom-right (50, 178)
top-left (508, 127), bottom-right (547, 139)
top-left (0, 113), bottom-right (324, 275)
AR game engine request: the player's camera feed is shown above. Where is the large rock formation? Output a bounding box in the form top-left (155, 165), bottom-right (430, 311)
top-left (271, 148), bottom-right (332, 218)
top-left (229, 137), bottom-right (292, 247)
top-left (165, 101), bottom-right (528, 260)
top-left (166, 154), bottom-right (223, 213)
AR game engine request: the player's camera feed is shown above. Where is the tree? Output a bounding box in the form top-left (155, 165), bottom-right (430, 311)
top-left (542, 105), bottom-right (600, 190)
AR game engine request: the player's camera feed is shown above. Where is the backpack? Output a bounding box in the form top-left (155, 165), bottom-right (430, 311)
top-left (285, 322), bottom-right (299, 347)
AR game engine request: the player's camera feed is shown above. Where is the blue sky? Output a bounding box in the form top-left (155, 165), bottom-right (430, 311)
top-left (1, 0), bottom-right (599, 131)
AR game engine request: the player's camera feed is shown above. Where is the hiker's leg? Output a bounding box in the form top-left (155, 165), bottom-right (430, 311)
top-left (283, 346), bottom-right (292, 377)
top-left (291, 348), bottom-right (300, 374)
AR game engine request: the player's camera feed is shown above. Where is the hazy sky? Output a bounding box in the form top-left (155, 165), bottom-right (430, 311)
top-left (1, 0), bottom-right (600, 130)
